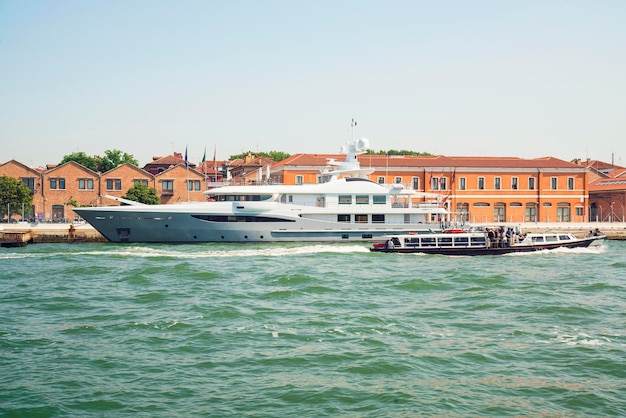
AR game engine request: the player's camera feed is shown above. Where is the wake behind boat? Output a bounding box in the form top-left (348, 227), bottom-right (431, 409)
top-left (370, 230), bottom-right (606, 256)
top-left (74, 138), bottom-right (449, 243)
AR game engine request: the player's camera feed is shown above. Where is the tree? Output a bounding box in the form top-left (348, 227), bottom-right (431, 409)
top-left (60, 149), bottom-right (138, 172)
top-left (96, 149), bottom-right (139, 172)
top-left (365, 149), bottom-right (434, 156)
top-left (60, 152), bottom-right (98, 171)
top-left (0, 176), bottom-right (34, 220)
top-left (122, 183), bottom-right (161, 205)
top-left (228, 151), bottom-right (290, 162)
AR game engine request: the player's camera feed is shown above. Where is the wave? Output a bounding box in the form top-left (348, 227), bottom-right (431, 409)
top-left (0, 243), bottom-right (370, 260)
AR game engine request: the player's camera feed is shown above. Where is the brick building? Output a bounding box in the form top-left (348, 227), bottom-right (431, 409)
top-left (0, 150), bottom-right (617, 224)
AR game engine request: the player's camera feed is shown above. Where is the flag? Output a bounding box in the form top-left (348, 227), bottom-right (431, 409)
top-left (213, 145), bottom-right (217, 180)
top-left (184, 146), bottom-right (189, 168)
top-left (201, 147), bottom-right (206, 173)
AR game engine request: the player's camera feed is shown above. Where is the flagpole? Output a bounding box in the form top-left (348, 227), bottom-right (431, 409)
top-left (201, 146), bottom-right (207, 189)
top-left (185, 145), bottom-right (189, 202)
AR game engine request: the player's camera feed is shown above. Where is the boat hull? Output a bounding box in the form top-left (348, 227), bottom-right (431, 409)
top-left (73, 206), bottom-right (443, 243)
top-left (370, 236), bottom-right (605, 256)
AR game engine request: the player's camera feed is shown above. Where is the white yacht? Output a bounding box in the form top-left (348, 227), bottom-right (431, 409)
top-left (74, 138), bottom-right (448, 243)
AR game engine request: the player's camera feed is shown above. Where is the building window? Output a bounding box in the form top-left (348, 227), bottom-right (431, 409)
top-left (78, 179), bottom-right (94, 190)
top-left (457, 202), bottom-right (469, 222)
top-left (511, 177), bottom-right (518, 190)
top-left (567, 177), bottom-right (574, 190)
top-left (494, 202), bottom-right (505, 222)
top-left (338, 195), bottom-right (352, 204)
top-left (377, 176), bottom-right (385, 184)
top-left (557, 202), bottom-right (570, 222)
top-left (528, 177), bottom-right (536, 190)
top-left (575, 206), bottom-right (583, 216)
top-left (188, 180), bottom-right (201, 191)
top-left (356, 195), bottom-right (369, 204)
top-left (440, 177), bottom-right (447, 190)
top-left (337, 214), bottom-right (350, 222)
top-left (394, 176), bottom-right (402, 184)
top-left (295, 175), bottom-right (304, 185)
top-left (525, 203), bottom-right (537, 222)
top-left (106, 179), bottom-right (122, 190)
top-left (51, 204), bottom-right (64, 221)
top-left (373, 195), bottom-right (386, 205)
top-left (50, 178), bottom-right (65, 190)
top-left (459, 177), bottom-right (466, 191)
top-left (431, 177), bottom-right (439, 190)
top-left (355, 214), bottom-right (368, 223)
top-left (494, 177), bottom-right (501, 190)
top-left (551, 177), bottom-right (558, 190)
top-left (478, 177), bottom-right (485, 190)
top-left (134, 179), bottom-right (148, 186)
top-left (21, 177), bottom-right (36, 193)
top-left (412, 177), bottom-right (419, 190)
top-left (162, 180), bottom-right (174, 195)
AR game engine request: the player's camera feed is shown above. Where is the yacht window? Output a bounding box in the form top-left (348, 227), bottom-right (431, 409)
top-left (337, 214), bottom-right (350, 222)
top-left (373, 195), bottom-right (386, 204)
top-left (339, 195), bottom-right (352, 204)
top-left (372, 214), bottom-right (385, 223)
top-left (356, 195), bottom-right (369, 204)
top-left (355, 214), bottom-right (368, 223)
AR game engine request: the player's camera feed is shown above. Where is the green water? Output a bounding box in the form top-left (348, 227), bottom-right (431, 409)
top-left (1, 242), bottom-right (625, 417)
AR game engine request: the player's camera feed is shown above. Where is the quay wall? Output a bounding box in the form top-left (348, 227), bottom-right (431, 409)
top-left (1, 222), bottom-right (626, 244)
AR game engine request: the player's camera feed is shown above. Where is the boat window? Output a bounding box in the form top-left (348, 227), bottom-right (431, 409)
top-left (337, 214), bottom-right (350, 223)
top-left (356, 195), bottom-right (369, 204)
top-left (533, 236), bottom-right (544, 243)
top-left (361, 234), bottom-right (373, 239)
top-left (558, 235), bottom-right (570, 241)
top-left (355, 214), bottom-right (368, 223)
top-left (546, 236), bottom-right (557, 242)
top-left (191, 215), bottom-right (295, 223)
top-left (454, 237), bottom-right (469, 245)
top-left (470, 237), bottom-right (486, 245)
top-left (421, 237), bottom-right (436, 247)
top-left (439, 237), bottom-right (453, 246)
top-left (372, 214), bottom-right (385, 223)
top-left (339, 195), bottom-right (352, 204)
top-left (373, 195), bottom-right (386, 204)
top-left (215, 194), bottom-right (273, 202)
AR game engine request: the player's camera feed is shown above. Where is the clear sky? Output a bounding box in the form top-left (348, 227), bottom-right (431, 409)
top-left (1, 0), bottom-right (624, 168)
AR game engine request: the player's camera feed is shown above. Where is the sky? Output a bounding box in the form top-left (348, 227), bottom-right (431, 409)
top-left (1, 0), bottom-right (625, 168)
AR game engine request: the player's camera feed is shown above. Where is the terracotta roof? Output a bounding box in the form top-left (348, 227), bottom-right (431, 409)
top-left (275, 153), bottom-right (581, 169)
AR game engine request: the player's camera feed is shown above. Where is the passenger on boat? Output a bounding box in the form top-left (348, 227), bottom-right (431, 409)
top-left (386, 239), bottom-right (395, 250)
top-left (486, 228), bottom-right (495, 248)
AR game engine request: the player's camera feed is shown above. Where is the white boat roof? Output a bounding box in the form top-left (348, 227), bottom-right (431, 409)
top-left (205, 178), bottom-right (407, 196)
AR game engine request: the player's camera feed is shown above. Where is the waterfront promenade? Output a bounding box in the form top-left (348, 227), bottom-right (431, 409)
top-left (1, 222), bottom-right (625, 245)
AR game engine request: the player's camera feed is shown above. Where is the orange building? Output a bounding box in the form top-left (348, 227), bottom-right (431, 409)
top-left (272, 153), bottom-right (589, 224)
